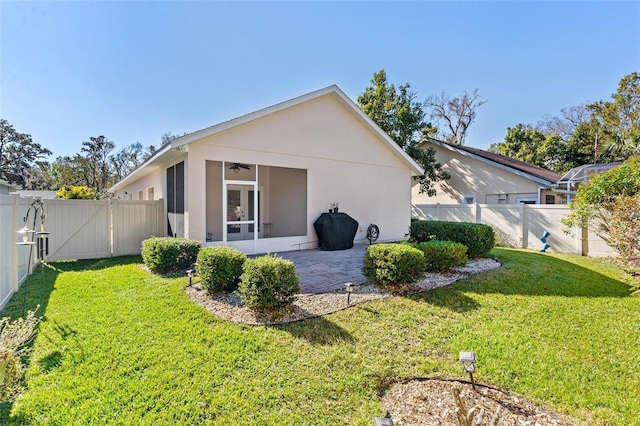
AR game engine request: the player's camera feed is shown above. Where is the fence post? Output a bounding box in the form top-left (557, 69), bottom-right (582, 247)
top-left (475, 203), bottom-right (481, 224)
top-left (581, 226), bottom-right (589, 256)
top-left (436, 203), bottom-right (441, 221)
top-left (110, 198), bottom-right (116, 257)
top-left (520, 203), bottom-right (528, 249)
top-left (157, 198), bottom-right (164, 237)
top-left (10, 194), bottom-right (20, 292)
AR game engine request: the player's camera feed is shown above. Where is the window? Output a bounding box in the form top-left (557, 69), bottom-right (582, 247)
top-left (545, 194), bottom-right (556, 204)
top-left (516, 197), bottom-right (537, 204)
top-left (462, 194), bottom-right (476, 205)
top-left (147, 187), bottom-right (155, 200)
top-left (497, 194), bottom-right (507, 205)
top-left (138, 190), bottom-right (144, 200)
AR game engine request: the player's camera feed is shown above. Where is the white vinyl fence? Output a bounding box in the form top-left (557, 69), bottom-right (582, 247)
top-left (0, 195), bottom-right (163, 309)
top-left (0, 196), bottom-right (31, 309)
top-left (412, 203), bottom-right (617, 257)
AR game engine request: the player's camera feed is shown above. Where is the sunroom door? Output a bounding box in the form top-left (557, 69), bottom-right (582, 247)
top-left (226, 184), bottom-right (260, 241)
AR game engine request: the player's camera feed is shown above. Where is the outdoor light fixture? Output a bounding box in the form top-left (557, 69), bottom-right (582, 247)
top-left (15, 198), bottom-right (50, 258)
top-left (373, 417), bottom-right (394, 426)
top-left (459, 351), bottom-right (476, 390)
top-left (345, 282), bottom-right (353, 305)
top-left (16, 226), bottom-right (35, 245)
top-left (186, 269), bottom-right (194, 286)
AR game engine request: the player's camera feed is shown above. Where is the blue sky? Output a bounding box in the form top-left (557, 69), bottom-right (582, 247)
top-left (1, 1), bottom-right (639, 159)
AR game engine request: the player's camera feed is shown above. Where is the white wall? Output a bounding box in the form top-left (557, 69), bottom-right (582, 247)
top-left (113, 167), bottom-right (164, 201)
top-left (184, 93), bottom-right (414, 252)
top-left (413, 203), bottom-right (615, 256)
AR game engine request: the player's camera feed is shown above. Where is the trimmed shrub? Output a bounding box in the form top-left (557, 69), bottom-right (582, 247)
top-left (417, 240), bottom-right (468, 271)
top-left (409, 221), bottom-right (495, 258)
top-left (196, 246), bottom-right (247, 293)
top-left (141, 237), bottom-right (201, 273)
top-left (362, 243), bottom-right (426, 286)
top-left (237, 255), bottom-right (300, 312)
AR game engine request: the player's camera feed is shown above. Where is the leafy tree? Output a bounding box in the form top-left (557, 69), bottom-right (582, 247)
top-left (73, 136), bottom-right (116, 198)
top-left (358, 70), bottom-right (449, 196)
top-left (50, 156), bottom-right (84, 189)
top-left (0, 119), bottom-right (52, 187)
top-left (562, 157), bottom-right (640, 259)
top-left (424, 89), bottom-right (486, 145)
top-left (23, 161), bottom-right (55, 190)
top-left (56, 185), bottom-right (96, 200)
top-left (111, 142), bottom-right (146, 181)
top-left (489, 124), bottom-right (566, 172)
top-left (588, 72), bottom-right (640, 160)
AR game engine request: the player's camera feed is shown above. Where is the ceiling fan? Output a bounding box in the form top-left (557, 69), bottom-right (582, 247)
top-left (229, 163), bottom-right (251, 172)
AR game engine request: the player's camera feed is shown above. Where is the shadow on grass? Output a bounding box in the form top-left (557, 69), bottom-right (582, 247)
top-left (411, 290), bottom-right (481, 312)
top-left (275, 315), bottom-right (354, 345)
top-left (47, 255), bottom-right (141, 273)
top-left (406, 248), bottom-right (633, 313)
top-left (461, 249), bottom-right (633, 298)
top-left (0, 256), bottom-right (139, 423)
top-left (0, 402), bottom-right (30, 426)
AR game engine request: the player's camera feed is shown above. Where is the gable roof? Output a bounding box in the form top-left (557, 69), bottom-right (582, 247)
top-left (110, 85), bottom-right (424, 192)
top-left (421, 138), bottom-right (562, 186)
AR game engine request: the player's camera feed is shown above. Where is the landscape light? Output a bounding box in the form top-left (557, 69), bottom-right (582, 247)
top-left (345, 282), bottom-right (353, 305)
top-left (373, 416), bottom-right (394, 426)
top-left (459, 351), bottom-right (476, 390)
top-left (186, 269), bottom-right (194, 286)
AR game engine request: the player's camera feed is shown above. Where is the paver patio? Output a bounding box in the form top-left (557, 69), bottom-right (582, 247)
top-left (265, 244), bottom-right (369, 294)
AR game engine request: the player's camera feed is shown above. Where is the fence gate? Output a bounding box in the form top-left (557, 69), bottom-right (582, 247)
top-left (45, 199), bottom-right (112, 261)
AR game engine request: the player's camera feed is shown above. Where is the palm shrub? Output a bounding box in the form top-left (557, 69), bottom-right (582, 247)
top-left (237, 255), bottom-right (300, 312)
top-left (141, 237), bottom-right (201, 273)
top-left (417, 240), bottom-right (468, 271)
top-left (410, 221), bottom-right (495, 258)
top-left (196, 246), bottom-right (247, 293)
top-left (362, 243), bottom-right (426, 286)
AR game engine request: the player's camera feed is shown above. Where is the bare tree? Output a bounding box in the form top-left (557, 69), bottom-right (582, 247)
top-left (537, 104), bottom-right (590, 140)
top-left (424, 89), bottom-right (486, 145)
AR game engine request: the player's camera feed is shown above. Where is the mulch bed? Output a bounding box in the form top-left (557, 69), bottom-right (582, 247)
top-left (381, 378), bottom-right (573, 425)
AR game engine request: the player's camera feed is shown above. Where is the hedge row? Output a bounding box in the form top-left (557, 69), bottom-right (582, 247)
top-left (409, 220), bottom-right (495, 258)
top-left (141, 238), bottom-right (299, 312)
top-left (362, 244), bottom-right (426, 286)
top-left (417, 240), bottom-right (468, 272)
top-left (141, 237), bottom-right (201, 273)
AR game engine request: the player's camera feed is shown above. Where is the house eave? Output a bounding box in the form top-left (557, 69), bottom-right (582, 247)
top-left (171, 85), bottom-right (424, 176)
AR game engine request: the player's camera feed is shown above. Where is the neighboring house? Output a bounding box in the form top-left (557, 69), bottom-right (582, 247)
top-left (109, 85), bottom-right (423, 254)
top-left (12, 190), bottom-right (58, 199)
top-left (412, 138), bottom-right (562, 206)
top-left (555, 162), bottom-right (623, 202)
top-left (0, 180), bottom-right (17, 195)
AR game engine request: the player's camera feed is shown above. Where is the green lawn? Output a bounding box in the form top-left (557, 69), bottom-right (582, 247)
top-left (1, 249), bottom-right (638, 425)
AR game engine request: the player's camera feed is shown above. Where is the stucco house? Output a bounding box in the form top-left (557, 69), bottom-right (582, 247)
top-left (412, 138), bottom-right (562, 207)
top-left (0, 180), bottom-right (17, 195)
top-left (109, 85), bottom-right (423, 254)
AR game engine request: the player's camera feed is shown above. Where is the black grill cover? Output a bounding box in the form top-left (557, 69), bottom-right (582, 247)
top-left (313, 212), bottom-right (359, 251)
